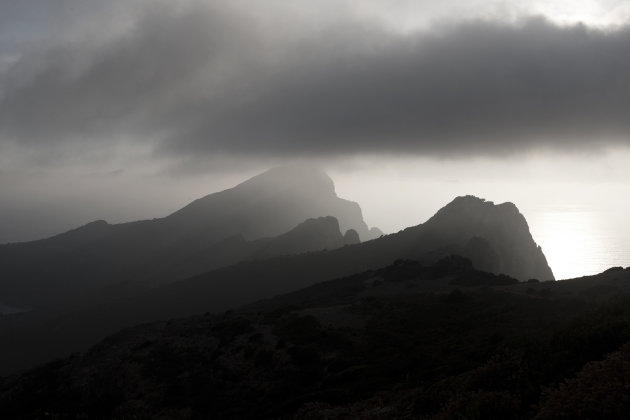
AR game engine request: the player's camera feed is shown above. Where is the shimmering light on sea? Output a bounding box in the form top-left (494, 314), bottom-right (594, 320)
top-left (528, 206), bottom-right (630, 280)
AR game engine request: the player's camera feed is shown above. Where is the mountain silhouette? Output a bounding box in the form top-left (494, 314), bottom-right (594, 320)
top-left (422, 195), bottom-right (554, 281)
top-left (132, 196), bottom-right (552, 317)
top-left (0, 167), bottom-right (378, 308)
top-left (253, 216), bottom-right (352, 259)
top-left (167, 166), bottom-right (376, 241)
top-left (0, 194), bottom-right (553, 375)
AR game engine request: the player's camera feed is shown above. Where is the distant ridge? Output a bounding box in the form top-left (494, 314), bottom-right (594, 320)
top-left (253, 216), bottom-right (355, 259)
top-left (0, 194), bottom-right (555, 375)
top-left (0, 166), bottom-right (378, 307)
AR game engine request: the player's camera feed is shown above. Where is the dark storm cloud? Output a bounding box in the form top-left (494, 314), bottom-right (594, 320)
top-left (0, 2), bottom-right (256, 147)
top-left (180, 18), bottom-right (630, 157)
top-left (1, 1), bottom-right (630, 159)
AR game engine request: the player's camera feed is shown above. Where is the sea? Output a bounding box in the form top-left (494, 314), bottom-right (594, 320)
top-left (527, 205), bottom-right (630, 280)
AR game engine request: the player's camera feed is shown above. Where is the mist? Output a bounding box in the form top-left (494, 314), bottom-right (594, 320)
top-left (2, 1), bottom-right (630, 413)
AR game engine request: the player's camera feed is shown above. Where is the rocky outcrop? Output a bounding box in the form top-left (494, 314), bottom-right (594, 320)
top-left (255, 217), bottom-right (349, 258)
top-left (422, 195), bottom-right (554, 281)
top-left (343, 229), bottom-right (361, 245)
top-left (366, 226), bottom-right (384, 240)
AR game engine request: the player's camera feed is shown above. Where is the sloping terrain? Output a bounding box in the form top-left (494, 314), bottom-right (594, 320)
top-left (1, 259), bottom-right (628, 420)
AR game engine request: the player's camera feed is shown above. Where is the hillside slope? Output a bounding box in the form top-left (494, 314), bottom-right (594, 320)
top-left (1, 260), bottom-right (627, 420)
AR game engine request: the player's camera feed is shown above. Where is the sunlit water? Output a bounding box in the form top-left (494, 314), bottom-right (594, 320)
top-left (527, 206), bottom-right (630, 280)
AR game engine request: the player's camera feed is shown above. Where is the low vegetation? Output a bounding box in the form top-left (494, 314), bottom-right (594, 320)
top-left (2, 258), bottom-right (630, 419)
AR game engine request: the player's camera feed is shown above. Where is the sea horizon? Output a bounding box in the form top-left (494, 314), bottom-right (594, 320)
top-left (528, 204), bottom-right (630, 280)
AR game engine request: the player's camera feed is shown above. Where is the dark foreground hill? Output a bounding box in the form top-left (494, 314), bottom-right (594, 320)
top-left (0, 167), bottom-right (378, 308)
top-left (1, 259), bottom-right (629, 420)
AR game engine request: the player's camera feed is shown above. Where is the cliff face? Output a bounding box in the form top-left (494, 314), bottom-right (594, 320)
top-left (254, 216), bottom-right (349, 259)
top-left (422, 195), bottom-right (554, 280)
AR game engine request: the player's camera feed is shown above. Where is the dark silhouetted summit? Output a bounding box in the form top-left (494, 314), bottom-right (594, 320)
top-left (422, 195), bottom-right (554, 281)
top-left (343, 229), bottom-right (361, 245)
top-left (253, 216), bottom-right (350, 259)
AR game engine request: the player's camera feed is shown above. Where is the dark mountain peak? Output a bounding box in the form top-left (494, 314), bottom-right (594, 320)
top-left (48, 219), bottom-right (111, 243)
top-left (368, 226), bottom-right (384, 239)
top-left (450, 194), bottom-right (488, 205)
top-left (427, 195), bottom-right (526, 229)
top-left (343, 229), bottom-right (361, 245)
top-left (256, 216), bottom-right (348, 258)
top-left (434, 195), bottom-right (516, 214)
top-left (424, 195), bottom-right (554, 281)
top-left (235, 166), bottom-right (336, 196)
top-left (289, 216), bottom-right (341, 235)
top-left (65, 219), bottom-right (110, 233)
top-left (86, 219), bottom-right (109, 227)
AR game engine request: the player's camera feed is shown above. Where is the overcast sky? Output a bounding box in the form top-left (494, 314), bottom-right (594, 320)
top-left (1, 0), bottom-right (630, 256)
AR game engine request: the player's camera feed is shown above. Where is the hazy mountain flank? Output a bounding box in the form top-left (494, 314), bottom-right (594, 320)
top-left (0, 167), bottom-right (377, 308)
top-left (167, 166), bottom-right (375, 241)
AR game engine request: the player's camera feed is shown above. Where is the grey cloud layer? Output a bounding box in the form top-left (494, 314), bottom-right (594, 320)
top-left (1, 2), bottom-right (630, 160)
